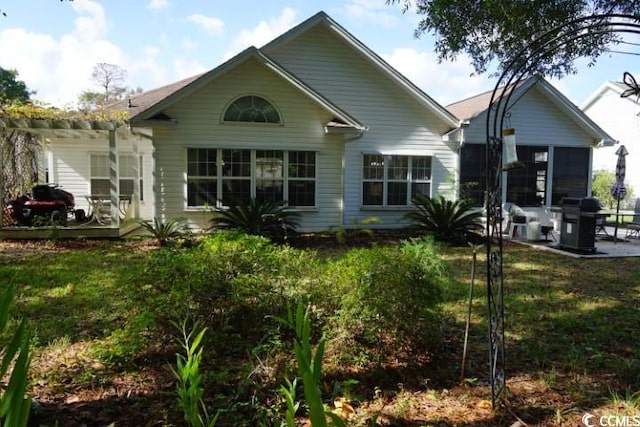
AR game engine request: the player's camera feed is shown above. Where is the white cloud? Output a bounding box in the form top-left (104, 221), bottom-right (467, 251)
top-left (147, 0), bottom-right (168, 10)
top-left (382, 47), bottom-right (493, 106)
top-left (70, 0), bottom-right (108, 41)
top-left (187, 14), bottom-right (225, 36)
top-left (343, 0), bottom-right (401, 28)
top-left (172, 58), bottom-right (207, 80)
top-left (224, 8), bottom-right (298, 60)
top-left (0, 0), bottom-right (169, 107)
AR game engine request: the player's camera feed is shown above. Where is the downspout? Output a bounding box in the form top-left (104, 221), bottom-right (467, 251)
top-left (456, 121), bottom-right (470, 200)
top-left (340, 127), bottom-right (366, 229)
top-left (128, 124), bottom-right (153, 221)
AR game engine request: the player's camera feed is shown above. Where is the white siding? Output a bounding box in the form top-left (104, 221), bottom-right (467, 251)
top-left (152, 57), bottom-right (345, 231)
top-left (583, 88), bottom-right (640, 209)
top-left (266, 25), bottom-right (456, 228)
top-left (463, 87), bottom-right (596, 146)
top-left (48, 136), bottom-right (154, 220)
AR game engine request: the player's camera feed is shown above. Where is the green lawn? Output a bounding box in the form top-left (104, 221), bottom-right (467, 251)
top-left (1, 237), bottom-right (639, 426)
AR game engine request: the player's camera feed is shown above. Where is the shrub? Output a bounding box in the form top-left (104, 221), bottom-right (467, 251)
top-left (138, 217), bottom-right (191, 246)
top-left (405, 195), bottom-right (483, 244)
top-left (209, 198), bottom-right (301, 242)
top-left (136, 231), bottom-right (322, 354)
top-left (592, 170), bottom-right (634, 209)
top-left (327, 237), bottom-right (447, 354)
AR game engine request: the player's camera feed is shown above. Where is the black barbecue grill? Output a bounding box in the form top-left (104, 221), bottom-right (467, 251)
top-left (559, 197), bottom-right (603, 252)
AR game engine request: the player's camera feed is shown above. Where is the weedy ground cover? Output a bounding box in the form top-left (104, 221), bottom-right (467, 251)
top-left (0, 236), bottom-right (638, 426)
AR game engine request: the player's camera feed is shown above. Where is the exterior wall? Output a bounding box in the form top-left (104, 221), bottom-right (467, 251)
top-left (460, 86), bottom-right (596, 206)
top-left (463, 87), bottom-right (596, 146)
top-left (152, 57), bottom-right (345, 232)
top-left (265, 25), bottom-right (456, 229)
top-left (583, 88), bottom-right (640, 209)
top-left (48, 135), bottom-right (154, 220)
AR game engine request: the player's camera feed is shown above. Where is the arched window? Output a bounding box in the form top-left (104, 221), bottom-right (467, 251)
top-left (223, 95), bottom-right (281, 123)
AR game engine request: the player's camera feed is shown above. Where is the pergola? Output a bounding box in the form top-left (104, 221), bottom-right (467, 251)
top-left (0, 116), bottom-right (144, 235)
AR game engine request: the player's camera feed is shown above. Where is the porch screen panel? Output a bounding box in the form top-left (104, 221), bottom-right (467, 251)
top-left (506, 145), bottom-right (548, 206)
top-left (288, 151), bottom-right (316, 206)
top-left (552, 147), bottom-right (589, 205)
top-left (187, 148), bottom-right (217, 207)
top-left (459, 144), bottom-right (486, 206)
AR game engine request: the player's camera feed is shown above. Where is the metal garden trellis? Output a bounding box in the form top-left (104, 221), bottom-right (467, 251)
top-left (484, 13), bottom-right (640, 408)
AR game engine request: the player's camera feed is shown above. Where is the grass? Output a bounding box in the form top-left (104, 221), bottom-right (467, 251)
top-left (1, 237), bottom-right (639, 425)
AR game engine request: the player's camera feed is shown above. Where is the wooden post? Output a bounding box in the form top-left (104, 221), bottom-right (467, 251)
top-left (109, 130), bottom-right (120, 226)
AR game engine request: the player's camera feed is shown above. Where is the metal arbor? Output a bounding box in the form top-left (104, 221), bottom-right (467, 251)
top-left (484, 13), bottom-right (640, 407)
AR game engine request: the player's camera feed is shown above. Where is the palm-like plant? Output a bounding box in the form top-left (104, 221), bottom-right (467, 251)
top-left (138, 217), bottom-right (191, 246)
top-left (210, 198), bottom-right (300, 241)
top-left (405, 195), bottom-right (483, 244)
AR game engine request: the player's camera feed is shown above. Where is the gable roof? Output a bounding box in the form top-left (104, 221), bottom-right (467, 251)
top-left (446, 80), bottom-right (527, 122)
top-left (261, 11), bottom-right (460, 129)
top-left (118, 11), bottom-right (460, 132)
top-left (580, 80), bottom-right (640, 111)
top-left (447, 75), bottom-right (614, 145)
top-left (120, 45), bottom-right (365, 130)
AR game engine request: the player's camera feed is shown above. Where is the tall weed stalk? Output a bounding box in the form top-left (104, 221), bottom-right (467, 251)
top-left (275, 303), bottom-right (345, 427)
top-left (0, 284), bottom-right (32, 427)
top-left (171, 319), bottom-right (218, 427)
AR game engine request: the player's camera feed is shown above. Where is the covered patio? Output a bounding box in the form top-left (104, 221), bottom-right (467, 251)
top-left (0, 116), bottom-right (143, 239)
top-left (510, 224), bottom-right (640, 258)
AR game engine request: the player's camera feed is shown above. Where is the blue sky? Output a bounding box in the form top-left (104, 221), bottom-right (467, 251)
top-left (0, 0), bottom-right (637, 109)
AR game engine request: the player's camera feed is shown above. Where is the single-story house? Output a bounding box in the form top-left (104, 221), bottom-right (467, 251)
top-left (101, 10), bottom-right (462, 232)
top-left (447, 75), bottom-right (613, 208)
top-left (581, 80), bottom-right (639, 208)
top-left (1, 12), bottom-right (615, 235)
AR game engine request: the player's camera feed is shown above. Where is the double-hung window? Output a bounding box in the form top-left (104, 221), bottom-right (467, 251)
top-left (362, 154), bottom-right (431, 206)
top-left (90, 154), bottom-right (143, 200)
top-left (186, 148), bottom-right (316, 208)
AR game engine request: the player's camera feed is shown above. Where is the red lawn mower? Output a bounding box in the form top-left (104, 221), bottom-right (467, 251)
top-left (6, 184), bottom-right (86, 226)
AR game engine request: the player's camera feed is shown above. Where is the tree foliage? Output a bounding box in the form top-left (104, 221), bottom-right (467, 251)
top-left (387, 0), bottom-right (640, 78)
top-left (592, 170), bottom-right (634, 209)
top-left (78, 63), bottom-right (141, 111)
top-left (0, 68), bottom-right (32, 103)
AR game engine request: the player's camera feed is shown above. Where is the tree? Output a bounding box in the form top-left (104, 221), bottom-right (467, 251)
top-left (387, 0), bottom-right (640, 78)
top-left (0, 69), bottom-right (41, 199)
top-left (78, 63), bottom-right (130, 110)
top-left (592, 170), bottom-right (634, 209)
top-left (0, 68), bottom-right (32, 103)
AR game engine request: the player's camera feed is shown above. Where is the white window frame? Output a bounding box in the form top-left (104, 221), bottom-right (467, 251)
top-left (361, 154), bottom-right (432, 207)
top-left (89, 153), bottom-right (143, 200)
top-left (186, 148), bottom-right (317, 208)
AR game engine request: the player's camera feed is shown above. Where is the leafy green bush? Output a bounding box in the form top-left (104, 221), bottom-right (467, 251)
top-left (592, 170), bottom-right (634, 209)
top-left (137, 231), bottom-right (322, 354)
top-left (327, 237), bottom-right (447, 354)
top-left (405, 195), bottom-right (483, 244)
top-left (209, 198), bottom-right (301, 242)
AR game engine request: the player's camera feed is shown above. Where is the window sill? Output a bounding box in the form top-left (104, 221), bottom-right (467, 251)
top-left (360, 206), bottom-right (414, 211)
top-left (184, 206), bottom-right (317, 212)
